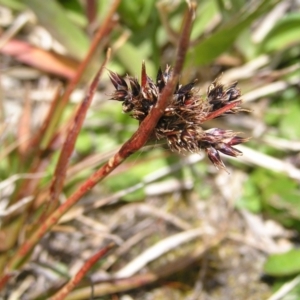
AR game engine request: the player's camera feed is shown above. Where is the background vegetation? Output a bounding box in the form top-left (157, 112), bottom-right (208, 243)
top-left (0, 0), bottom-right (300, 299)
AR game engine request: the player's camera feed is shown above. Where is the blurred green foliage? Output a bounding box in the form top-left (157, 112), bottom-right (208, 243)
top-left (264, 249), bottom-right (300, 276)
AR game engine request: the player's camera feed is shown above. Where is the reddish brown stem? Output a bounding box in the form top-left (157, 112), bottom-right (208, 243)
top-left (66, 232), bottom-right (224, 299)
top-left (1, 0), bottom-right (196, 278)
top-left (205, 100), bottom-right (241, 121)
top-left (10, 0), bottom-right (120, 205)
top-left (0, 274), bottom-right (12, 291)
top-left (59, 0), bottom-right (119, 108)
top-left (7, 85), bottom-right (62, 206)
top-left (50, 243), bottom-right (115, 300)
top-left (40, 0), bottom-right (120, 149)
top-left (46, 48), bottom-right (111, 215)
top-left (86, 0), bottom-right (97, 26)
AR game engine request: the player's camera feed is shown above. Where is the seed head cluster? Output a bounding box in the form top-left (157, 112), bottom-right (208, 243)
top-left (109, 63), bottom-right (249, 170)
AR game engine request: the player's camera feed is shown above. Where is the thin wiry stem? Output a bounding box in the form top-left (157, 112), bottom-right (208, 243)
top-left (9, 0), bottom-right (121, 205)
top-left (46, 48), bottom-right (111, 214)
top-left (1, 2), bottom-right (196, 279)
top-left (40, 0), bottom-right (120, 148)
top-left (2, 49), bottom-right (111, 274)
top-left (50, 243), bottom-right (115, 300)
top-left (66, 232), bottom-right (225, 299)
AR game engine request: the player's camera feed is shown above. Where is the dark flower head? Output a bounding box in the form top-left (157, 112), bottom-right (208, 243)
top-left (109, 63), bottom-right (249, 171)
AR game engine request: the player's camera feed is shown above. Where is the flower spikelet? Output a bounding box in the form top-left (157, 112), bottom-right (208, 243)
top-left (109, 62), bottom-right (249, 170)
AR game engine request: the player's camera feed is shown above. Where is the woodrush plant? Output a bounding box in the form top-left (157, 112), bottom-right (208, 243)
top-left (0, 1), bottom-right (250, 298)
top-left (109, 64), bottom-right (249, 171)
